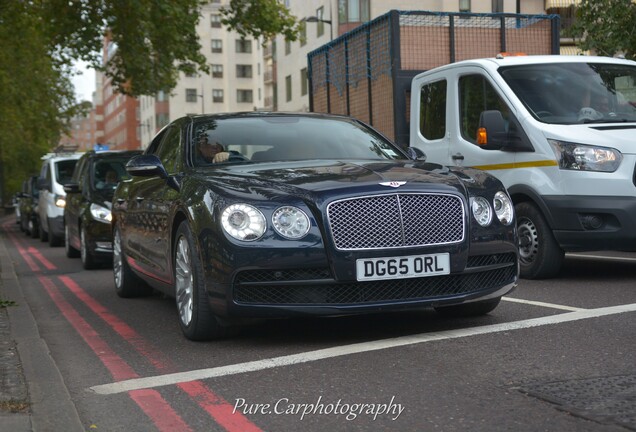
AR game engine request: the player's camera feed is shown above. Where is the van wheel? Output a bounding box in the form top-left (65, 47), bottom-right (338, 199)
top-left (174, 222), bottom-right (232, 340)
top-left (30, 220), bottom-right (39, 239)
top-left (434, 297), bottom-right (501, 317)
top-left (65, 225), bottom-right (80, 258)
top-left (39, 223), bottom-right (48, 242)
top-left (113, 226), bottom-right (152, 298)
top-left (515, 202), bottom-right (564, 279)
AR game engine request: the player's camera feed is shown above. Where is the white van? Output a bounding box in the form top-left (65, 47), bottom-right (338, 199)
top-left (38, 153), bottom-right (83, 246)
top-left (411, 55), bottom-right (636, 279)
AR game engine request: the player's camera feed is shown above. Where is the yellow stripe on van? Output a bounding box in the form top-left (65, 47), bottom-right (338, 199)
top-left (470, 160), bottom-right (558, 171)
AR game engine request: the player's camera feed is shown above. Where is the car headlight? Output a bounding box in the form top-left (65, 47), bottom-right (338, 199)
top-left (471, 196), bottom-right (492, 227)
top-left (90, 203), bottom-right (112, 224)
top-left (55, 195), bottom-right (66, 208)
top-left (272, 206), bottom-right (310, 239)
top-left (221, 204), bottom-right (266, 241)
top-left (548, 139), bottom-right (622, 172)
top-left (493, 191), bottom-right (513, 225)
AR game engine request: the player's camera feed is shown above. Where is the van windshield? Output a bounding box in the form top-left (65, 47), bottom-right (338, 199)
top-left (499, 62), bottom-right (636, 125)
top-left (55, 159), bottom-right (78, 184)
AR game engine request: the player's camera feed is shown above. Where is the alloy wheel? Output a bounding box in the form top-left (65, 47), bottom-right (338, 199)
top-left (175, 235), bottom-right (193, 327)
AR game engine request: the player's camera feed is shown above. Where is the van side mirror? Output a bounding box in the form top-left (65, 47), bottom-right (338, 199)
top-left (477, 110), bottom-right (534, 152)
top-left (37, 177), bottom-right (49, 191)
top-left (476, 110), bottom-right (507, 150)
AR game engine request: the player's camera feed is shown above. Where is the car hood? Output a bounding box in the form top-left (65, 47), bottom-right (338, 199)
top-left (189, 160), bottom-right (488, 202)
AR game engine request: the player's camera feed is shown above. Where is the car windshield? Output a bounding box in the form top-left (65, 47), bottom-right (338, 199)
top-left (92, 159), bottom-right (130, 192)
top-left (499, 62), bottom-right (636, 125)
top-left (191, 116), bottom-right (405, 166)
top-left (55, 159), bottom-right (78, 184)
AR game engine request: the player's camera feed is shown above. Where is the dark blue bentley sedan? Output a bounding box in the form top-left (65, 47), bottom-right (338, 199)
top-left (112, 112), bottom-right (518, 340)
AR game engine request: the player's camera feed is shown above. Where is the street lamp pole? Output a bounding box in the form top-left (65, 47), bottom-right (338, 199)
top-left (304, 16), bottom-right (333, 41)
top-left (199, 83), bottom-right (205, 114)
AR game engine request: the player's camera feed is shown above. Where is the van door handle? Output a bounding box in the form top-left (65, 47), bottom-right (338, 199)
top-left (116, 198), bottom-right (125, 204)
top-left (452, 153), bottom-right (465, 161)
top-left (135, 196), bottom-right (144, 202)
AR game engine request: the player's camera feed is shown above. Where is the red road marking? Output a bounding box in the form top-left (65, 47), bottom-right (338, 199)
top-left (39, 275), bottom-right (193, 431)
top-left (58, 275), bottom-right (262, 432)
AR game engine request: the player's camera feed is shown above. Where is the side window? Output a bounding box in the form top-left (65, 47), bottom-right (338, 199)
top-left (459, 74), bottom-right (512, 144)
top-left (154, 126), bottom-right (182, 174)
top-left (419, 79), bottom-right (447, 141)
top-left (71, 157), bottom-right (86, 183)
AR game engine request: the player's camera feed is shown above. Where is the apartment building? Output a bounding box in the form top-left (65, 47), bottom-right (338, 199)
top-left (58, 72), bottom-right (104, 152)
top-left (138, 0), bottom-right (265, 147)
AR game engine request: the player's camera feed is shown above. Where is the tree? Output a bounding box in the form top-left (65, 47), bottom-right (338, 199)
top-left (0, 0), bottom-right (299, 204)
top-left (568, 0), bottom-right (636, 60)
top-left (221, 0), bottom-right (301, 43)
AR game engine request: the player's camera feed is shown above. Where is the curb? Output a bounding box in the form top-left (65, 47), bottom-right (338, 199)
top-left (0, 221), bottom-right (84, 431)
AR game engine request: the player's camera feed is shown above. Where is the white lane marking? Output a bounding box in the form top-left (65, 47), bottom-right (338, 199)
top-left (90, 302), bottom-right (636, 395)
top-left (567, 253), bottom-right (636, 262)
top-left (502, 297), bottom-right (584, 312)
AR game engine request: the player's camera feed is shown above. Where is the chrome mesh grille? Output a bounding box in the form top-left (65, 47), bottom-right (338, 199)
top-left (327, 193), bottom-right (464, 250)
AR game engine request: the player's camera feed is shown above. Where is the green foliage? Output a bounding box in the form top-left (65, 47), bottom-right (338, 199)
top-left (568, 0), bottom-right (636, 60)
top-left (221, 0), bottom-right (301, 43)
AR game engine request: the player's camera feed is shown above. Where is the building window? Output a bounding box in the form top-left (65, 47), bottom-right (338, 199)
top-left (237, 89), bottom-right (253, 103)
top-left (338, 0), bottom-right (370, 23)
top-left (236, 39), bottom-right (252, 53)
top-left (186, 88), bottom-right (198, 103)
top-left (459, 0), bottom-right (471, 12)
top-left (492, 0), bottom-right (503, 13)
top-left (236, 64), bottom-right (253, 78)
top-left (211, 39), bottom-right (222, 53)
top-left (300, 68), bottom-right (308, 96)
top-left (213, 89), bottom-right (224, 103)
top-left (285, 40), bottom-right (291, 55)
top-left (156, 113), bottom-right (170, 129)
top-left (156, 90), bottom-right (168, 102)
top-left (286, 75), bottom-right (292, 102)
top-left (211, 64), bottom-right (223, 78)
top-left (210, 14), bottom-right (222, 28)
top-left (316, 6), bottom-right (325, 37)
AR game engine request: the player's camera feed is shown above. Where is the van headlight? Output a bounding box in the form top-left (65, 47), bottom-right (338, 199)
top-left (221, 204), bottom-right (266, 241)
top-left (548, 139), bottom-right (622, 172)
top-left (90, 203), bottom-right (112, 224)
top-left (493, 191), bottom-right (513, 225)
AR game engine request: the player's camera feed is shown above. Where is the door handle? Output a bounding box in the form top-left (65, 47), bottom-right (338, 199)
top-left (116, 198), bottom-right (125, 204)
top-left (452, 153), bottom-right (464, 161)
top-left (135, 196), bottom-right (145, 202)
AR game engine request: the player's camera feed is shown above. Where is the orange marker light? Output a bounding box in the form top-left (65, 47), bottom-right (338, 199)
top-left (477, 127), bottom-right (488, 145)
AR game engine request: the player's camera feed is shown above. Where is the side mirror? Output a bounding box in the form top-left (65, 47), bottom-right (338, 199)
top-left (37, 177), bottom-right (49, 191)
top-left (126, 154), bottom-right (168, 179)
top-left (476, 110), bottom-right (507, 150)
top-left (63, 183), bottom-right (81, 194)
top-left (406, 147), bottom-right (427, 161)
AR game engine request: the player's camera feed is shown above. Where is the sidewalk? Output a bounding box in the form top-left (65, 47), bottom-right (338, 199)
top-left (0, 217), bottom-right (84, 431)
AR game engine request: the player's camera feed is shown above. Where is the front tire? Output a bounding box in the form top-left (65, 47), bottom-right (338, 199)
top-left (434, 297), bottom-right (501, 317)
top-left (515, 202), bottom-right (564, 279)
top-left (174, 222), bottom-right (230, 341)
top-left (65, 225), bottom-right (80, 258)
top-left (80, 227), bottom-right (97, 269)
top-left (113, 225), bottom-right (152, 298)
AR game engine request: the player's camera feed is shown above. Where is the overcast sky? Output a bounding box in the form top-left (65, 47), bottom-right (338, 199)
top-left (72, 60), bottom-right (96, 102)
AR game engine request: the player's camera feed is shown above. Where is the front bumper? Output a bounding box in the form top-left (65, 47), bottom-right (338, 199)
top-left (207, 249), bottom-right (518, 319)
top-left (543, 195), bottom-right (636, 252)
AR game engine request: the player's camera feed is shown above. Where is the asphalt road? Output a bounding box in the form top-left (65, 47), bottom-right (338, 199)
top-left (1, 217), bottom-right (635, 432)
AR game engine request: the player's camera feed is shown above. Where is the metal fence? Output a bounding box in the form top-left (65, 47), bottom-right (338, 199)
top-left (308, 10), bottom-right (560, 146)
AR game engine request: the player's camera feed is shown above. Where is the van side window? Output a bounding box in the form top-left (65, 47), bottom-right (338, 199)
top-left (459, 74), bottom-right (512, 144)
top-left (419, 79), bottom-right (446, 141)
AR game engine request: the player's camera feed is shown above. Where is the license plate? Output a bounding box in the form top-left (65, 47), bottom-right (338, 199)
top-left (356, 253), bottom-right (450, 281)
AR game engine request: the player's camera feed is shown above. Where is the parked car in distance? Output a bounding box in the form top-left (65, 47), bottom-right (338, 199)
top-left (112, 112), bottom-right (519, 341)
top-left (18, 175), bottom-right (41, 238)
top-left (64, 150), bottom-right (142, 269)
top-left (38, 152), bottom-right (83, 246)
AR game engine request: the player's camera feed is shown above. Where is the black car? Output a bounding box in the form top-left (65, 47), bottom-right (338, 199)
top-left (112, 112), bottom-right (518, 340)
top-left (63, 150), bottom-right (142, 269)
top-left (18, 175), bottom-right (41, 238)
